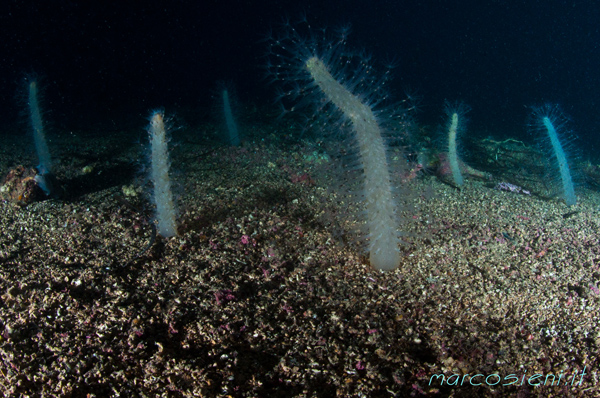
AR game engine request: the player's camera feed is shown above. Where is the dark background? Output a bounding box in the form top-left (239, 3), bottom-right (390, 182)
top-left (1, 0), bottom-right (599, 156)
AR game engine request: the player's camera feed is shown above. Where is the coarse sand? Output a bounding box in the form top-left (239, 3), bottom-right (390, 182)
top-left (1, 121), bottom-right (599, 397)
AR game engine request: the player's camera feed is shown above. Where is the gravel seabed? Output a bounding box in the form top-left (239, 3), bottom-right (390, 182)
top-left (1, 122), bottom-right (599, 397)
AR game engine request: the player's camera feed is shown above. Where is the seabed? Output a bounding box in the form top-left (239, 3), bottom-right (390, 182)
top-left (0, 115), bottom-right (599, 397)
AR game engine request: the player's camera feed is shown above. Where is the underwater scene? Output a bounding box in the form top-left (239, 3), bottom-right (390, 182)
top-left (1, 1), bottom-right (600, 397)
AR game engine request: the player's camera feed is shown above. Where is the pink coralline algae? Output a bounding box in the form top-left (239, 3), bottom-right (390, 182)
top-left (289, 172), bottom-right (315, 186)
top-left (495, 182), bottom-right (530, 195)
top-left (214, 289), bottom-right (235, 306)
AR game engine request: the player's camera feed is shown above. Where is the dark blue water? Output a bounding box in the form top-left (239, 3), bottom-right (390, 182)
top-left (1, 1), bottom-right (599, 156)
